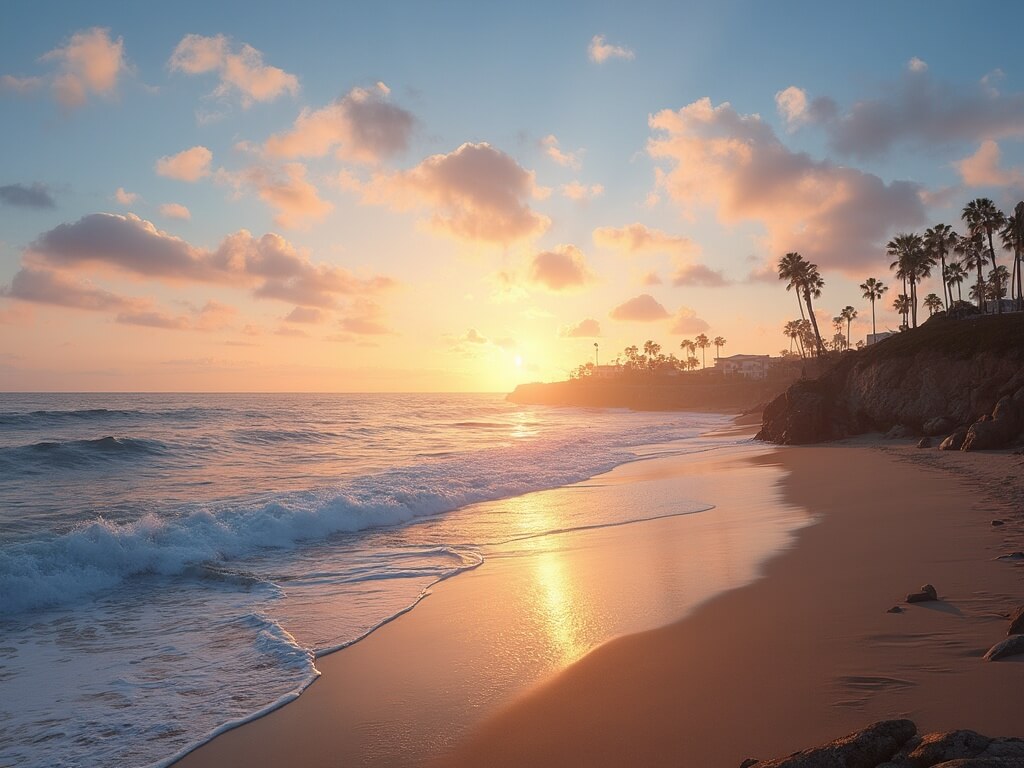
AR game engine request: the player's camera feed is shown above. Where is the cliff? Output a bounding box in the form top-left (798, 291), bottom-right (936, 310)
top-left (756, 312), bottom-right (1024, 446)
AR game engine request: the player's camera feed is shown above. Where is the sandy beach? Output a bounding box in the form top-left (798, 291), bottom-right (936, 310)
top-left (174, 434), bottom-right (1024, 768)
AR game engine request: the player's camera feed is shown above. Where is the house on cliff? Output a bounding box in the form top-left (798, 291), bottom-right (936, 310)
top-left (714, 354), bottom-right (777, 379)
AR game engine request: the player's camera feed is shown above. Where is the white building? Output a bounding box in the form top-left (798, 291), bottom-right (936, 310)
top-left (714, 354), bottom-right (775, 379)
top-left (866, 331), bottom-right (895, 346)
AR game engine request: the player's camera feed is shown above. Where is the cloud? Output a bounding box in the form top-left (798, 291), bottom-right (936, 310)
top-left (588, 34), bottom-right (634, 64)
top-left (284, 306), bottom-right (325, 323)
top-left (38, 27), bottom-right (126, 107)
top-left (669, 306), bottom-right (710, 334)
top-left (25, 212), bottom-right (393, 308)
top-left (775, 86), bottom-right (808, 128)
top-left (955, 140), bottom-right (1024, 188)
top-left (907, 57), bottom-right (928, 73)
top-left (609, 293), bottom-right (669, 322)
top-left (275, 326), bottom-right (308, 338)
top-left (159, 202), bottom-right (191, 220)
top-left (338, 298), bottom-right (391, 335)
top-left (528, 244), bottom-right (593, 291)
top-left (2, 267), bottom-right (145, 312)
top-left (363, 142), bottom-right (550, 243)
top-left (540, 135), bottom-right (582, 169)
top-left (114, 187), bottom-right (138, 205)
top-left (1, 75), bottom-right (44, 94)
top-left (169, 34), bottom-right (299, 107)
top-left (232, 163), bottom-right (333, 229)
top-left (115, 310), bottom-right (190, 330)
top-left (641, 270), bottom-right (662, 286)
top-left (462, 328), bottom-right (488, 344)
top-left (592, 222), bottom-right (698, 255)
top-left (648, 97), bottom-right (925, 272)
top-left (155, 146), bottom-right (213, 181)
top-left (193, 300), bottom-right (236, 331)
top-left (670, 264), bottom-right (730, 287)
top-left (560, 181), bottom-right (604, 201)
top-left (560, 318), bottom-right (601, 337)
top-left (0, 183), bottom-right (55, 208)
top-left (265, 83), bottom-right (414, 164)
top-left (807, 68), bottom-right (1024, 159)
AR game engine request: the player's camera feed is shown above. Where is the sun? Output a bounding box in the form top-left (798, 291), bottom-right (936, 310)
top-left (514, 354), bottom-right (523, 368)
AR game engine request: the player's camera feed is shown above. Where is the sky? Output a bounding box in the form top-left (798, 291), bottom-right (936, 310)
top-left (2, 0), bottom-right (1024, 392)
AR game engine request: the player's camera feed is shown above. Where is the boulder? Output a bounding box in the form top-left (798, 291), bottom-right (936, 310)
top-left (739, 759), bottom-right (760, 768)
top-left (962, 419), bottom-right (1014, 451)
top-left (1008, 605), bottom-right (1024, 636)
top-left (991, 520), bottom-right (1004, 527)
top-left (923, 416), bottom-right (955, 436)
top-left (886, 425), bottom-right (912, 439)
top-left (932, 759), bottom-right (1024, 766)
top-left (888, 606), bottom-right (904, 614)
top-left (897, 730), bottom-right (991, 765)
top-left (750, 719), bottom-right (917, 767)
top-left (906, 584), bottom-right (938, 603)
top-left (917, 437), bottom-right (933, 449)
top-left (991, 396), bottom-right (1020, 430)
top-left (983, 635), bottom-right (1024, 661)
top-left (939, 427), bottom-right (969, 451)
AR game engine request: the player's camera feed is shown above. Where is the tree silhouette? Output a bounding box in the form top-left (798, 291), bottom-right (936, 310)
top-left (713, 335), bottom-right (726, 361)
top-left (963, 198), bottom-right (1006, 313)
top-left (859, 277), bottom-right (887, 337)
top-left (923, 293), bottom-right (942, 316)
top-left (840, 305), bottom-right (857, 350)
top-left (954, 232), bottom-right (988, 311)
top-left (694, 333), bottom-right (710, 368)
top-left (923, 224), bottom-right (957, 309)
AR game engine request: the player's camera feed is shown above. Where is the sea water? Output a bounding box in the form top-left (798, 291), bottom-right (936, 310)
top-left (0, 393), bottom-right (739, 767)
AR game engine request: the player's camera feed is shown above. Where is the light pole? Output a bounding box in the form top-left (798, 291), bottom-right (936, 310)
top-left (594, 342), bottom-right (599, 367)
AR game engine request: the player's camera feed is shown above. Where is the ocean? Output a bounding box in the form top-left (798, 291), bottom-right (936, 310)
top-left (0, 393), bottom-right (740, 767)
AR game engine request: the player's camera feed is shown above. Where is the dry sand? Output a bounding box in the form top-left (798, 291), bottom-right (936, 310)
top-left (174, 438), bottom-right (1024, 768)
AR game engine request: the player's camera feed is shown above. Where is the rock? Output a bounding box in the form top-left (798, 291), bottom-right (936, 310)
top-left (888, 606), bottom-right (904, 614)
top-left (933, 759), bottom-right (1024, 766)
top-left (991, 396), bottom-right (1021, 432)
top-left (983, 635), bottom-right (1024, 661)
top-left (887, 425), bottom-right (912, 439)
top-left (981, 737), bottom-right (1024, 759)
top-left (996, 552), bottom-right (1024, 561)
top-left (739, 760), bottom-right (760, 768)
top-left (906, 584), bottom-right (938, 603)
top-left (917, 437), bottom-right (933, 449)
top-left (940, 427), bottom-right (969, 451)
top-left (991, 520), bottom-right (1004, 527)
top-left (750, 719), bottom-right (917, 767)
top-left (962, 418), bottom-right (1015, 451)
top-left (899, 730), bottom-right (991, 765)
top-left (1008, 606), bottom-right (1024, 636)
top-left (923, 416), bottom-right (955, 436)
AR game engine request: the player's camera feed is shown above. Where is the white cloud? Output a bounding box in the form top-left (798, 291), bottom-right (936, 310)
top-left (588, 34), bottom-right (634, 64)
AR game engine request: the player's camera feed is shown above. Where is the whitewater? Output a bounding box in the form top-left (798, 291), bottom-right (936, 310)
top-left (0, 393), bottom-right (739, 767)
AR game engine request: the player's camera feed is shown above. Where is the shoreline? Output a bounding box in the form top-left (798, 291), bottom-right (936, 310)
top-left (172, 434), bottom-right (1024, 768)
top-left (173, 432), bottom-right (804, 768)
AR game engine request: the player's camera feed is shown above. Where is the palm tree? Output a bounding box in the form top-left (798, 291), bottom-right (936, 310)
top-left (944, 261), bottom-right (967, 303)
top-left (860, 277), bottom-right (887, 337)
top-left (887, 233), bottom-right (932, 328)
top-left (1000, 205), bottom-right (1024, 311)
top-left (694, 333), bottom-right (710, 368)
top-left (962, 198), bottom-right (1007, 313)
top-left (923, 293), bottom-right (942, 316)
top-left (784, 320), bottom-right (804, 357)
top-left (777, 252), bottom-right (808, 321)
top-left (713, 336), bottom-right (726, 362)
top-left (893, 293), bottom-right (911, 329)
top-left (923, 224), bottom-right (957, 309)
top-left (988, 266), bottom-right (1010, 303)
top-left (954, 232), bottom-right (988, 310)
top-left (840, 305), bottom-right (857, 350)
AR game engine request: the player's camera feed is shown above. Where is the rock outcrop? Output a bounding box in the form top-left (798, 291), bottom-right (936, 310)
top-left (757, 314), bottom-right (1024, 446)
top-left (742, 721), bottom-right (1024, 767)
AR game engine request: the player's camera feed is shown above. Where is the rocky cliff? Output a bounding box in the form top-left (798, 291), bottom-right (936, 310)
top-left (756, 313), bottom-right (1024, 447)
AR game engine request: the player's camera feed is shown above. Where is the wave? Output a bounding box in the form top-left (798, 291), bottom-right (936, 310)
top-left (0, 406), bottom-right (217, 428)
top-left (0, 436), bottom-right (167, 470)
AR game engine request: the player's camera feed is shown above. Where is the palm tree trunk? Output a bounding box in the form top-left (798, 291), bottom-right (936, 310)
top-left (939, 251), bottom-right (949, 309)
top-left (1017, 244), bottom-right (1023, 311)
top-left (803, 289), bottom-right (825, 355)
top-left (976, 263), bottom-right (985, 311)
top-left (871, 298), bottom-right (876, 336)
top-left (910, 278), bottom-right (918, 328)
top-left (987, 229), bottom-right (1002, 313)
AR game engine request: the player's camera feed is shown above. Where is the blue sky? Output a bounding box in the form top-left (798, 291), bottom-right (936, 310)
top-left (2, 1), bottom-right (1023, 390)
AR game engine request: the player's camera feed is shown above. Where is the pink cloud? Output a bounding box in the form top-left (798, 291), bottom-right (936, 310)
top-left (41, 28), bottom-right (126, 107)
top-left (265, 83), bottom-right (414, 164)
top-left (159, 203), bottom-right (191, 220)
top-left (592, 222), bottom-right (698, 255)
top-left (115, 310), bottom-right (190, 330)
top-left (560, 318), bottom-right (601, 337)
top-left (609, 293), bottom-right (669, 322)
top-left (648, 97), bottom-right (924, 272)
top-left (669, 306), bottom-right (710, 334)
top-left (588, 35), bottom-right (634, 64)
top-left (2, 267), bottom-right (141, 311)
top-left (155, 146), bottom-right (213, 182)
top-left (364, 142), bottom-right (550, 244)
top-left (169, 34), bottom-right (299, 107)
top-left (339, 298), bottom-right (392, 335)
top-left (284, 306), bottom-right (326, 324)
top-left (560, 181), bottom-right (604, 201)
top-left (528, 244), bottom-right (593, 291)
top-left (670, 264), bottom-right (730, 287)
top-left (114, 187), bottom-right (138, 205)
top-left (233, 163), bottom-right (333, 229)
top-left (540, 135), bottom-right (582, 169)
top-left (955, 140), bottom-right (1024, 188)
top-left (23, 212), bottom-right (393, 308)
